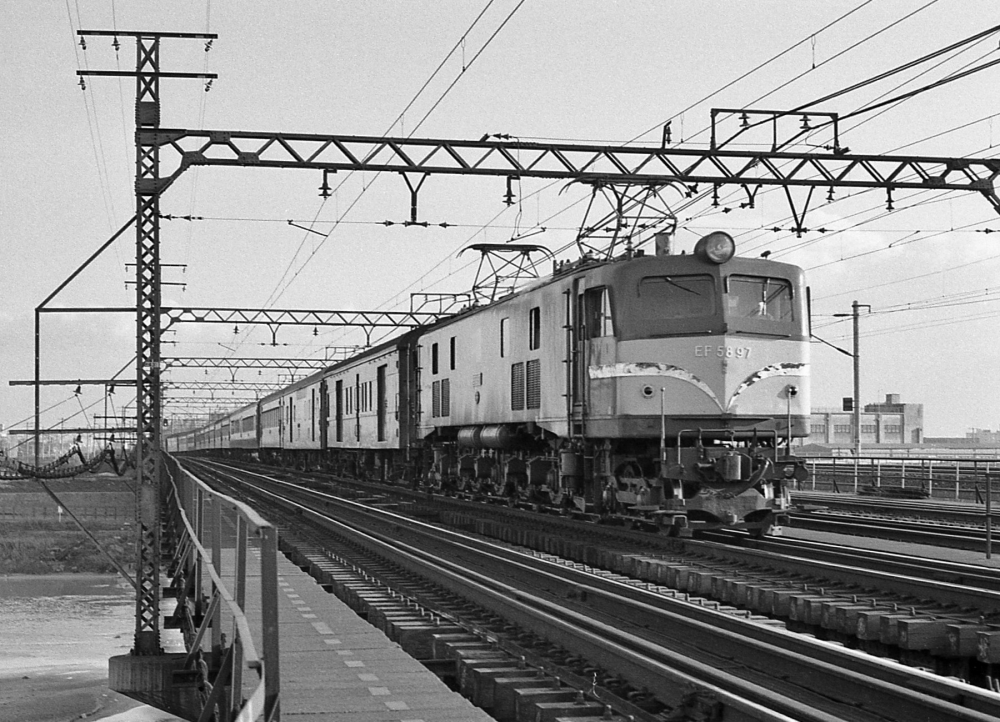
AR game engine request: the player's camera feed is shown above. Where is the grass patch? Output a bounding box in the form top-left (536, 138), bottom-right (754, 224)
top-left (0, 518), bottom-right (136, 575)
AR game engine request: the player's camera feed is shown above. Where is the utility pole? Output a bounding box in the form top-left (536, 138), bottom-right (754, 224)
top-left (852, 300), bottom-right (861, 457)
top-left (833, 301), bottom-right (870, 457)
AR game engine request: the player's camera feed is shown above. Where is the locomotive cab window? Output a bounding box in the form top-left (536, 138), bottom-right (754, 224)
top-left (726, 275), bottom-right (794, 321)
top-left (582, 287), bottom-right (614, 338)
top-left (637, 275), bottom-right (715, 319)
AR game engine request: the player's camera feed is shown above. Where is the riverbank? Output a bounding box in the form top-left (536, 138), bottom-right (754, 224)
top-left (0, 473), bottom-right (135, 574)
top-left (0, 574), bottom-right (183, 722)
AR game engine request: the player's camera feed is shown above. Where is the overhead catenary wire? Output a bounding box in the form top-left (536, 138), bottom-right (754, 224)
top-left (234, 0), bottom-right (935, 343)
top-left (65, 0), bottom-right (117, 232)
top-left (192, 0), bottom-right (529, 404)
top-left (346, 1), bottom-right (888, 328)
top-left (684, 34), bottom-right (1000, 258)
top-left (260, 0), bottom-right (522, 313)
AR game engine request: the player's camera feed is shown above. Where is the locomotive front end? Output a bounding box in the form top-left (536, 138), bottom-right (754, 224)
top-left (586, 232), bottom-right (810, 534)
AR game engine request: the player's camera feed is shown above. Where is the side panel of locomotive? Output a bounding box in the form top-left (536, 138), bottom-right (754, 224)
top-left (416, 277), bottom-right (572, 440)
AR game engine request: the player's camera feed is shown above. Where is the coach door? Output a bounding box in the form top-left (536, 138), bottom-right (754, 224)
top-left (319, 380), bottom-right (329, 447)
top-left (335, 380), bottom-right (344, 443)
top-left (568, 278), bottom-right (587, 436)
top-left (377, 365), bottom-right (387, 442)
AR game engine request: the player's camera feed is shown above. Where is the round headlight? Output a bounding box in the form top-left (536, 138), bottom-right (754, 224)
top-left (694, 231), bottom-right (736, 264)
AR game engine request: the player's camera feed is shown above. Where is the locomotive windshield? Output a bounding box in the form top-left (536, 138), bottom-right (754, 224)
top-left (726, 275), bottom-right (794, 321)
top-left (637, 275), bottom-right (716, 318)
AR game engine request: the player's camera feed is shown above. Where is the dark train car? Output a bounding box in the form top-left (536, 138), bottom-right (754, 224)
top-left (319, 331), bottom-right (420, 480)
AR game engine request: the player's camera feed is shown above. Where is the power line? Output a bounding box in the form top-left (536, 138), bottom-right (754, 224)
top-left (631, 0), bottom-right (877, 144)
top-left (261, 0), bottom-right (521, 311)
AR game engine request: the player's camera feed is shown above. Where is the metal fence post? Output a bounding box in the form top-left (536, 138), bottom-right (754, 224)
top-left (211, 494), bottom-right (222, 664)
top-left (975, 460), bottom-right (981, 504)
top-left (260, 525), bottom-right (280, 722)
top-left (195, 487), bottom-right (205, 620)
top-left (987, 472), bottom-right (993, 560)
top-left (231, 515), bottom-right (247, 720)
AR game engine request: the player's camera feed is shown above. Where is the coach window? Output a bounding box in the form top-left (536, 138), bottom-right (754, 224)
top-left (450, 336), bottom-right (456, 370)
top-left (500, 317), bottom-right (509, 357)
top-left (528, 307), bottom-right (541, 350)
top-left (432, 343), bottom-right (439, 375)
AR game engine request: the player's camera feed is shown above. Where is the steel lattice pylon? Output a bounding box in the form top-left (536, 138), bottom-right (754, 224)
top-left (133, 34), bottom-right (163, 656)
top-left (80, 30), bottom-right (218, 656)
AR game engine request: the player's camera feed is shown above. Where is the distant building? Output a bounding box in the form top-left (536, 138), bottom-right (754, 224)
top-left (964, 428), bottom-right (1000, 445)
top-left (806, 393), bottom-right (923, 447)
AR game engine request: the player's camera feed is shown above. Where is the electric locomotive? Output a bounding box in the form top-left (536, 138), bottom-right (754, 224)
top-left (417, 231), bottom-right (809, 534)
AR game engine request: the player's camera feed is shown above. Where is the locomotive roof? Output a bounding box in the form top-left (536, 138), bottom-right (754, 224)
top-left (414, 250), bottom-right (804, 335)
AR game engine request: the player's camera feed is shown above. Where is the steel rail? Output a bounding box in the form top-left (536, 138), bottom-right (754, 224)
top-left (200, 458), bottom-right (1000, 611)
top-left (793, 491), bottom-right (989, 524)
top-left (195, 462), bottom-right (833, 722)
top-left (791, 511), bottom-right (990, 552)
top-left (189, 459), bottom-right (1000, 722)
top-left (728, 534), bottom-right (1000, 593)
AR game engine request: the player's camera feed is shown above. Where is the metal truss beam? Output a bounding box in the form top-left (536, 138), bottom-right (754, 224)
top-left (144, 129), bottom-right (1000, 212)
top-left (162, 398), bottom-right (259, 407)
top-left (7, 427), bottom-right (134, 436)
top-left (162, 307), bottom-right (444, 329)
top-left (163, 380), bottom-right (284, 392)
top-left (10, 378), bottom-right (135, 387)
top-left (163, 357), bottom-right (328, 370)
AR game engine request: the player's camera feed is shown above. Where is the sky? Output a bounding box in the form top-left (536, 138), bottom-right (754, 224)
top-left (3, 0), bottom-right (1000, 446)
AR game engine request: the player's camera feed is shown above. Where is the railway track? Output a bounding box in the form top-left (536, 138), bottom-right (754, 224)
top-left (789, 491), bottom-right (997, 553)
top-left (182, 456), bottom-right (1000, 722)
top-left (187, 457), bottom-right (1000, 678)
top-left (791, 492), bottom-right (992, 526)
